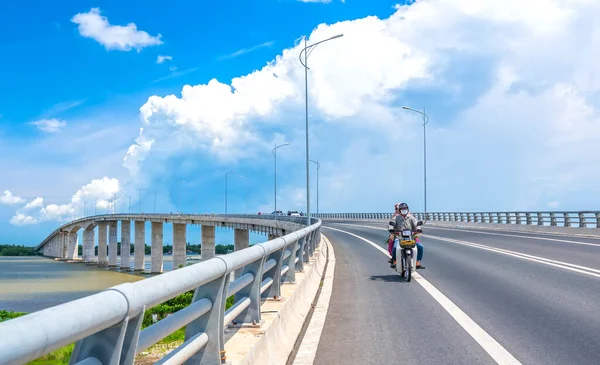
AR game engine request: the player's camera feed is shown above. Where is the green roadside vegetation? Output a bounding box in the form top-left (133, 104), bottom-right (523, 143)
top-left (1, 293), bottom-right (236, 364)
top-left (1, 243), bottom-right (235, 257)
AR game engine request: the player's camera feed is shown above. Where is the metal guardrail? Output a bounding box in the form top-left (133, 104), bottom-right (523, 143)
top-left (314, 211), bottom-right (600, 228)
top-left (0, 217), bottom-right (322, 365)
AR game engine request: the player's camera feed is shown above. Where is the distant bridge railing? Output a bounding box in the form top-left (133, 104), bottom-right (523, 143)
top-left (314, 212), bottom-right (600, 228)
top-left (0, 216), bottom-right (322, 365)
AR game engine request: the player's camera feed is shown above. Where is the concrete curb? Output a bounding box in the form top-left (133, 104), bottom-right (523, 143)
top-left (231, 235), bottom-right (332, 365)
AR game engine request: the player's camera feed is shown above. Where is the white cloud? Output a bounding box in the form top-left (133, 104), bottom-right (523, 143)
top-left (157, 55), bottom-right (172, 64)
top-left (1, 190), bottom-right (25, 205)
top-left (169, 66), bottom-right (177, 72)
top-left (71, 8), bottom-right (163, 51)
top-left (7, 177), bottom-right (121, 225)
top-left (220, 41), bottom-right (275, 60)
top-left (29, 118), bottom-right (67, 133)
top-left (121, 0), bottom-right (600, 213)
top-left (23, 197), bottom-right (44, 210)
top-left (10, 214), bottom-right (38, 226)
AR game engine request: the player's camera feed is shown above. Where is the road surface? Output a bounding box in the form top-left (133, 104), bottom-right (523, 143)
top-left (312, 220), bottom-right (600, 365)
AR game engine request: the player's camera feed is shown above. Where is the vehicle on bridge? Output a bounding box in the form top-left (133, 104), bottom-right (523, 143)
top-left (394, 220), bottom-right (423, 282)
top-left (287, 210), bottom-right (301, 217)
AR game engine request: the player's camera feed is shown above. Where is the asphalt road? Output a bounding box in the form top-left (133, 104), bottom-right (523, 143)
top-left (313, 220), bottom-right (600, 365)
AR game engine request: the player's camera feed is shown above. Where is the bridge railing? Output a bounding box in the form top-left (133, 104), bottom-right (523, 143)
top-left (0, 218), bottom-right (322, 365)
top-left (314, 212), bottom-right (600, 228)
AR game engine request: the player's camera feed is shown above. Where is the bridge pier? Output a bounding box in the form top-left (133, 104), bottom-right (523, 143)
top-left (173, 223), bottom-right (186, 270)
top-left (98, 223), bottom-right (108, 265)
top-left (82, 227), bottom-right (95, 262)
top-left (268, 233), bottom-right (277, 240)
top-left (201, 225), bottom-right (215, 261)
top-left (108, 221), bottom-right (118, 267)
top-left (151, 222), bottom-right (163, 273)
top-left (120, 220), bottom-right (131, 270)
top-left (134, 221), bottom-right (145, 271)
top-left (60, 231), bottom-right (68, 259)
top-left (67, 232), bottom-right (78, 260)
top-left (234, 228), bottom-right (250, 278)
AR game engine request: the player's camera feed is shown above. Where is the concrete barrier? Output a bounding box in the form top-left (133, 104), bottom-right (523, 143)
top-left (425, 221), bottom-right (600, 238)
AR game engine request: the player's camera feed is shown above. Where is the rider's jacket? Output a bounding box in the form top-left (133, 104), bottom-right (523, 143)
top-left (389, 213), bottom-right (418, 233)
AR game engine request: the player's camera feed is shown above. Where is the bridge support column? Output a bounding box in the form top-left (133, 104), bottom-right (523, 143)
top-left (151, 222), bottom-right (163, 273)
top-left (120, 220), bottom-right (131, 270)
top-left (98, 223), bottom-right (108, 265)
top-left (108, 221), bottom-right (118, 267)
top-left (173, 223), bottom-right (186, 270)
top-left (60, 232), bottom-right (68, 259)
top-left (83, 227), bottom-right (95, 262)
top-left (67, 232), bottom-right (78, 260)
top-left (201, 225), bottom-right (215, 261)
top-left (268, 233), bottom-right (277, 240)
top-left (134, 221), bottom-right (145, 271)
top-left (234, 228), bottom-right (249, 278)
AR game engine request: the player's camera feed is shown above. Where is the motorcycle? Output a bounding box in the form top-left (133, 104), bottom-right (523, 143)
top-left (393, 220), bottom-right (423, 282)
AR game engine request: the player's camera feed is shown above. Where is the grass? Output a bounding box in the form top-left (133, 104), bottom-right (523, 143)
top-left (18, 294), bottom-right (238, 364)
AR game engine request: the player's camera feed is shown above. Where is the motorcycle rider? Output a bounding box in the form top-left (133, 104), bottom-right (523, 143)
top-left (389, 203), bottom-right (425, 269)
top-left (386, 203), bottom-right (402, 263)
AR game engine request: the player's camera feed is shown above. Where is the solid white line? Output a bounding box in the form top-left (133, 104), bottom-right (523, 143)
top-left (293, 234), bottom-right (336, 365)
top-left (425, 235), bottom-right (600, 278)
top-left (327, 222), bottom-right (600, 277)
top-left (323, 226), bottom-right (522, 365)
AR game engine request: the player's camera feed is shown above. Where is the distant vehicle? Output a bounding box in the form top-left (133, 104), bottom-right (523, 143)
top-left (287, 210), bottom-right (300, 217)
top-left (271, 210), bottom-right (284, 216)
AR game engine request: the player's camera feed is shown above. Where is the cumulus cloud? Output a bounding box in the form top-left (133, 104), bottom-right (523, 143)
top-left (71, 8), bottom-right (163, 51)
top-left (29, 118), bottom-right (67, 133)
top-left (1, 190), bottom-right (25, 205)
top-left (7, 177), bottom-right (120, 225)
top-left (157, 55), bottom-right (172, 64)
top-left (23, 197), bottom-right (43, 210)
top-left (121, 0), bottom-right (600, 213)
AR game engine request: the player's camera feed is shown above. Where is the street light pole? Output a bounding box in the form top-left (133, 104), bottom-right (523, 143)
top-left (402, 106), bottom-right (429, 213)
top-left (309, 159), bottom-right (320, 215)
top-left (299, 33), bottom-right (343, 226)
top-left (225, 170), bottom-right (236, 214)
top-left (272, 143), bottom-right (290, 215)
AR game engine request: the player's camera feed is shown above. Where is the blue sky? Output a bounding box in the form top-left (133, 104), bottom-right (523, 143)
top-left (2, 0), bottom-right (600, 245)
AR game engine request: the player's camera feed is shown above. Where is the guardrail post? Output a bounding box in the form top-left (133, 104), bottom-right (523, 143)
top-left (296, 236), bottom-right (307, 270)
top-left (596, 213), bottom-right (600, 228)
top-left (564, 212), bottom-right (571, 227)
top-left (262, 242), bottom-right (287, 300)
top-left (516, 213), bottom-right (522, 225)
top-left (550, 213), bottom-right (557, 226)
top-left (282, 236), bottom-right (299, 284)
top-left (70, 297), bottom-right (144, 365)
top-left (578, 212), bottom-right (586, 228)
top-left (505, 212), bottom-right (511, 224)
top-left (537, 212), bottom-right (544, 225)
top-left (185, 269), bottom-right (229, 365)
top-left (526, 213), bottom-right (532, 225)
top-left (232, 249), bottom-right (266, 325)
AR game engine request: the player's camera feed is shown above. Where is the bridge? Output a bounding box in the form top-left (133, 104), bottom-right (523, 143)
top-left (1, 210), bottom-right (600, 364)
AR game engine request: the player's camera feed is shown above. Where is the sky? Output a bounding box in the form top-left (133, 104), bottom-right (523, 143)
top-left (2, 0), bottom-right (600, 245)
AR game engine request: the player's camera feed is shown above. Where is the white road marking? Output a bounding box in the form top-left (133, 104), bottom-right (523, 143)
top-left (328, 222), bottom-right (600, 278)
top-left (324, 226), bottom-right (522, 365)
top-left (293, 234), bottom-right (336, 365)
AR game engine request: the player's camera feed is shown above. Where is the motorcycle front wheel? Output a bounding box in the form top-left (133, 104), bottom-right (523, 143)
top-left (406, 253), bottom-right (412, 282)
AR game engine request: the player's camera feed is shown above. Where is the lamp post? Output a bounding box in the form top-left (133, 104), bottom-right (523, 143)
top-left (299, 33), bottom-right (343, 225)
top-left (272, 143), bottom-right (290, 216)
top-left (402, 106), bottom-right (429, 213)
top-left (225, 170), bottom-right (236, 214)
top-left (309, 159), bottom-right (320, 215)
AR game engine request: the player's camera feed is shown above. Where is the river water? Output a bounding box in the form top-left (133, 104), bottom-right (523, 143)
top-left (0, 255), bottom-right (201, 313)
